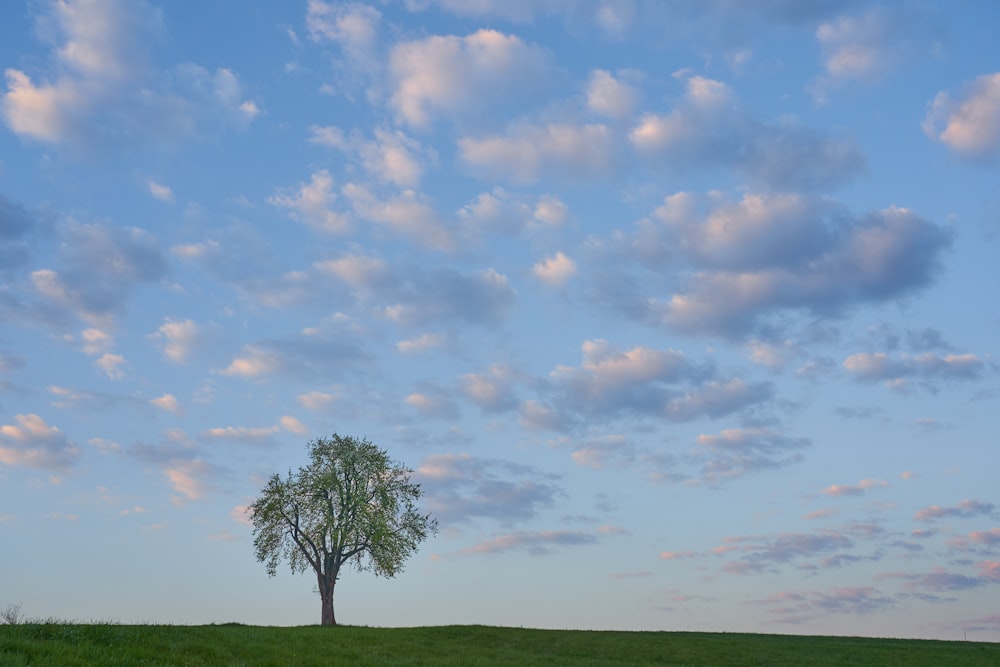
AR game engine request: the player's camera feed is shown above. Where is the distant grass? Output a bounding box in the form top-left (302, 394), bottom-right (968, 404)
top-left (1, 623), bottom-right (997, 666)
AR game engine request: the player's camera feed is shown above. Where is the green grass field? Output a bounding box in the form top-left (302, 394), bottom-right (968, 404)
top-left (1, 623), bottom-right (997, 666)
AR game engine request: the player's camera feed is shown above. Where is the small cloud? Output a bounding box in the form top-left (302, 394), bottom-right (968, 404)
top-left (924, 72), bottom-right (1000, 162)
top-left (396, 332), bottom-right (445, 354)
top-left (150, 393), bottom-right (181, 414)
top-left (148, 180), bottom-right (175, 203)
top-left (914, 499), bottom-right (996, 522)
top-left (279, 415), bottom-right (308, 435)
top-left (94, 353), bottom-right (126, 380)
top-left (821, 479), bottom-right (889, 497)
top-left (532, 252), bottom-right (577, 286)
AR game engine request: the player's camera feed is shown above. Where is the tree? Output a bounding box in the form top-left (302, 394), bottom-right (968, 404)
top-left (248, 434), bottom-right (437, 626)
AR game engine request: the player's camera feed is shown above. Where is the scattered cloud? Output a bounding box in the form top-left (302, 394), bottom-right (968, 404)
top-left (821, 479), bottom-right (889, 497)
top-left (914, 499), bottom-right (996, 522)
top-left (1, 0), bottom-right (258, 152)
top-left (415, 453), bottom-right (562, 525)
top-left (924, 72), bottom-right (1000, 162)
top-left (0, 414), bottom-right (80, 471)
top-left (389, 29), bottom-right (557, 128)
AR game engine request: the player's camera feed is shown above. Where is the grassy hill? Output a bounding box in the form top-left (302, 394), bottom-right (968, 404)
top-left (1, 623), bottom-right (997, 666)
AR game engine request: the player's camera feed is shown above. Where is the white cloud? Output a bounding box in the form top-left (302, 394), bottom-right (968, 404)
top-left (586, 69), bottom-right (639, 118)
top-left (148, 180), bottom-right (174, 203)
top-left (164, 459), bottom-right (210, 501)
top-left (298, 391), bottom-right (338, 411)
top-left (405, 391), bottom-right (460, 420)
top-left (95, 353), bottom-right (126, 380)
top-left (843, 351), bottom-right (986, 388)
top-left (310, 126), bottom-right (431, 187)
top-left (629, 76), bottom-right (864, 190)
top-left (342, 184), bottom-right (454, 251)
top-left (532, 252), bottom-right (577, 286)
top-left (270, 170), bottom-right (350, 234)
top-left (821, 479), bottom-right (889, 497)
top-left (307, 0), bottom-right (380, 55)
top-left (460, 122), bottom-right (616, 184)
top-left (280, 416), bottom-right (308, 435)
top-left (396, 333), bottom-right (446, 354)
top-left (389, 29), bottom-right (556, 127)
top-left (218, 346), bottom-right (283, 378)
top-left (80, 328), bottom-right (113, 355)
top-left (152, 318), bottom-right (200, 363)
top-left (600, 196), bottom-right (950, 338)
top-left (1, 0), bottom-right (257, 150)
top-left (924, 73), bottom-right (1000, 162)
top-left (0, 414), bottom-right (80, 470)
top-left (150, 393), bottom-right (181, 414)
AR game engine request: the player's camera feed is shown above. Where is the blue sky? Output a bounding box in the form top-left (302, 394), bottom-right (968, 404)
top-left (1, 0), bottom-right (999, 639)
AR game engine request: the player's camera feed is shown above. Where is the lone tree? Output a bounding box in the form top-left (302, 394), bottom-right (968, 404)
top-left (249, 434), bottom-right (437, 626)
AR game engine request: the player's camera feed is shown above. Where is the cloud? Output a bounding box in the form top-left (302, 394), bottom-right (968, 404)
top-left (914, 499), bottom-right (996, 522)
top-left (532, 252), bottom-right (577, 286)
top-left (415, 453), bottom-right (562, 525)
top-left (449, 530), bottom-right (600, 557)
top-left (459, 122), bottom-right (617, 184)
top-left (150, 393), bottom-right (180, 414)
top-left (457, 188), bottom-right (569, 237)
top-left (813, 6), bottom-right (936, 89)
top-left (595, 193), bottom-right (951, 338)
top-left (30, 222), bottom-right (168, 326)
top-left (345, 266), bottom-right (514, 328)
top-left (307, 0), bottom-right (380, 54)
top-left (163, 459), bottom-right (213, 501)
top-left (1, 0), bottom-right (258, 152)
top-left (629, 76), bottom-right (864, 191)
top-left (586, 69), bottom-right (639, 118)
top-left (0, 194), bottom-right (49, 273)
top-left (752, 586), bottom-right (895, 623)
top-left (843, 351), bottom-right (985, 388)
top-left (279, 416), bottom-right (308, 436)
top-left (309, 126), bottom-right (433, 187)
top-left (924, 72), bottom-right (1000, 162)
top-left (404, 387), bottom-right (461, 420)
top-left (0, 414), bottom-right (80, 470)
top-left (150, 318), bottom-right (201, 363)
top-left (821, 478), bottom-right (889, 497)
top-left (948, 528), bottom-right (1000, 555)
top-left (269, 170), bottom-right (350, 234)
top-left (571, 434), bottom-right (637, 470)
top-left (202, 425), bottom-right (281, 445)
top-left (297, 390), bottom-right (340, 411)
top-left (693, 427), bottom-right (809, 484)
top-left (218, 331), bottom-right (369, 381)
top-left (395, 333), bottom-right (446, 354)
top-left (389, 29), bottom-right (557, 128)
top-left (342, 183), bottom-right (455, 251)
top-left (719, 523), bottom-right (885, 575)
top-left (459, 365), bottom-right (520, 413)
top-left (94, 353), bottom-right (126, 380)
top-left (148, 180), bottom-right (174, 203)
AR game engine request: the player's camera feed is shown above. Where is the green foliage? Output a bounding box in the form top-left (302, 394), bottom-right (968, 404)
top-left (1, 624), bottom-right (998, 666)
top-left (248, 434), bottom-right (437, 623)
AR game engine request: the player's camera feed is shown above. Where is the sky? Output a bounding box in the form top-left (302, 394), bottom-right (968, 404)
top-left (0, 0), bottom-right (999, 640)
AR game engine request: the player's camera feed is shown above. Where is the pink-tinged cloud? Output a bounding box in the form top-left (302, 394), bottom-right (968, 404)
top-left (979, 561), bottom-right (1000, 582)
top-left (452, 530), bottom-right (599, 557)
top-left (0, 413), bottom-right (80, 470)
top-left (821, 478), bottom-right (888, 497)
top-left (914, 499), bottom-right (996, 521)
top-left (660, 550), bottom-right (698, 560)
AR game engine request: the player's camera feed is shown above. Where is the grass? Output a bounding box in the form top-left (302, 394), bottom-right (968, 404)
top-left (1, 623), bottom-right (998, 666)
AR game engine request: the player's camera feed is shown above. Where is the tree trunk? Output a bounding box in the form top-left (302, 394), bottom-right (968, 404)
top-left (319, 576), bottom-right (337, 626)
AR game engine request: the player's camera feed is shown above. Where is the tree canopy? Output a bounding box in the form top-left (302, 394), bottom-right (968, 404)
top-left (248, 434), bottom-right (437, 625)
